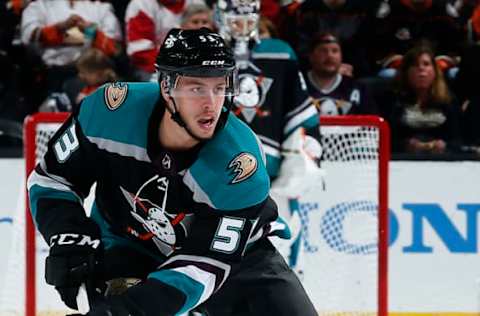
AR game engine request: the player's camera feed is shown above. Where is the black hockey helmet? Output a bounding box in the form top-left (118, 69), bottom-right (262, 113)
top-left (156, 27), bottom-right (236, 79)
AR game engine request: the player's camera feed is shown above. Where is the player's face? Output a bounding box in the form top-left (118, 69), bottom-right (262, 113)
top-left (309, 42), bottom-right (342, 77)
top-left (173, 76), bottom-right (226, 139)
top-left (224, 15), bottom-right (258, 39)
top-left (408, 53), bottom-right (435, 92)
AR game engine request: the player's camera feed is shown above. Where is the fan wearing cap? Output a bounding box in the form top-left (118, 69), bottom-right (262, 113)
top-left (306, 32), bottom-right (378, 115)
top-left (27, 28), bottom-right (316, 316)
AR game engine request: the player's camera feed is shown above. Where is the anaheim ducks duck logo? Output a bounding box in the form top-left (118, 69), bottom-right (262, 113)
top-left (120, 175), bottom-right (194, 256)
top-left (233, 72), bottom-right (273, 123)
top-left (104, 82), bottom-right (128, 110)
top-left (228, 152), bottom-right (257, 184)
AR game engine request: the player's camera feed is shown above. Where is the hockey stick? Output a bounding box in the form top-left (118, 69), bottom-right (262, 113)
top-left (76, 283), bottom-right (90, 314)
top-left (75, 254), bottom-right (97, 315)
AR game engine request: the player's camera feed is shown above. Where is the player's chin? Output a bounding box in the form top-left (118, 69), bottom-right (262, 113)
top-left (191, 124), bottom-right (217, 140)
top-left (192, 130), bottom-right (215, 141)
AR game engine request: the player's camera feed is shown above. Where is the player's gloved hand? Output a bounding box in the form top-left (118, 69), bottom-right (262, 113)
top-left (45, 218), bottom-right (103, 310)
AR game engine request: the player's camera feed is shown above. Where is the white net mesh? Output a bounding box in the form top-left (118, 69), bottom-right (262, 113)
top-left (299, 125), bottom-right (383, 316)
top-left (35, 123), bottom-right (62, 162)
top-left (270, 121), bottom-right (386, 316)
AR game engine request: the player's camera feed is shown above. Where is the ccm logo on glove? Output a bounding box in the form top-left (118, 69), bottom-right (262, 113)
top-left (50, 233), bottom-right (101, 249)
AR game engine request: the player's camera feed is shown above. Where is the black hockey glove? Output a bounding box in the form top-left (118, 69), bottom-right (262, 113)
top-left (45, 218), bottom-right (103, 310)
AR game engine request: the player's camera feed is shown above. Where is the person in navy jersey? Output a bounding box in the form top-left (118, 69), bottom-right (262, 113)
top-left (306, 32), bottom-right (378, 116)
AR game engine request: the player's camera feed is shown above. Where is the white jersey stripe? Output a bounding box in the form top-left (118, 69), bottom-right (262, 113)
top-left (39, 160), bottom-right (74, 188)
top-left (262, 143), bottom-right (281, 158)
top-left (284, 105), bottom-right (318, 136)
top-left (286, 98), bottom-right (313, 119)
top-left (159, 254), bottom-right (231, 288)
top-left (87, 136), bottom-right (150, 162)
top-left (171, 266), bottom-right (216, 306)
top-left (258, 135), bottom-right (280, 148)
top-left (27, 170), bottom-right (82, 202)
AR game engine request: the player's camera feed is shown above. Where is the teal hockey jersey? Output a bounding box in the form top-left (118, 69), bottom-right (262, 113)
top-left (27, 81), bottom-right (282, 315)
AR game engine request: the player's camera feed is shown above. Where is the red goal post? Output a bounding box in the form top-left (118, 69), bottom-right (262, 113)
top-left (21, 112), bottom-right (389, 316)
top-left (24, 112), bottom-right (70, 316)
top-left (319, 115), bottom-right (389, 316)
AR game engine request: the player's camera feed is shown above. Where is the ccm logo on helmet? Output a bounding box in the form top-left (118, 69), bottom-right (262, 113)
top-left (50, 233), bottom-right (101, 249)
top-left (202, 60), bottom-right (225, 66)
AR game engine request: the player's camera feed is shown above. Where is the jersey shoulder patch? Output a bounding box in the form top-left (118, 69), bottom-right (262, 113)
top-left (77, 82), bottom-right (160, 149)
top-left (104, 82), bottom-right (128, 110)
top-left (228, 152), bottom-right (258, 184)
top-left (185, 114), bottom-right (270, 211)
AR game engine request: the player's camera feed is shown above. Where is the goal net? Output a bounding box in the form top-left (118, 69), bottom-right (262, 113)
top-left (270, 115), bottom-right (389, 316)
top-left (306, 116), bottom-right (388, 316)
top-left (0, 113), bottom-right (389, 316)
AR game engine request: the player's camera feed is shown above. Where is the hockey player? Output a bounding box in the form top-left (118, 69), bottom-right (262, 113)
top-left (213, 0), bottom-right (324, 280)
top-left (27, 28), bottom-right (317, 316)
top-left (214, 0), bottom-right (320, 179)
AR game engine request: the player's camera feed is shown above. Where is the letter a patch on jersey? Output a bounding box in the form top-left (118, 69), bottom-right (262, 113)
top-left (228, 152), bottom-right (257, 184)
top-left (104, 82), bottom-right (128, 110)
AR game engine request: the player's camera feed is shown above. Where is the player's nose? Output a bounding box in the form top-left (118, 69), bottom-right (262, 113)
top-left (200, 91), bottom-right (216, 108)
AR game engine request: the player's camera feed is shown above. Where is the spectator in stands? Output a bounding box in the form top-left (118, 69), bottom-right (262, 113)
top-left (305, 32), bottom-right (378, 115)
top-left (20, 0), bottom-right (122, 101)
top-left (0, 0), bottom-right (33, 122)
top-left (455, 2), bottom-right (480, 103)
top-left (125, 0), bottom-right (206, 82)
top-left (180, 3), bottom-right (214, 30)
top-left (75, 48), bottom-right (118, 105)
top-left (38, 48), bottom-right (119, 113)
top-left (284, 0), bottom-right (380, 76)
top-left (452, 2), bottom-right (480, 151)
top-left (259, 15), bottom-right (279, 38)
top-left (370, 0), bottom-right (465, 79)
top-left (386, 43), bottom-right (461, 154)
